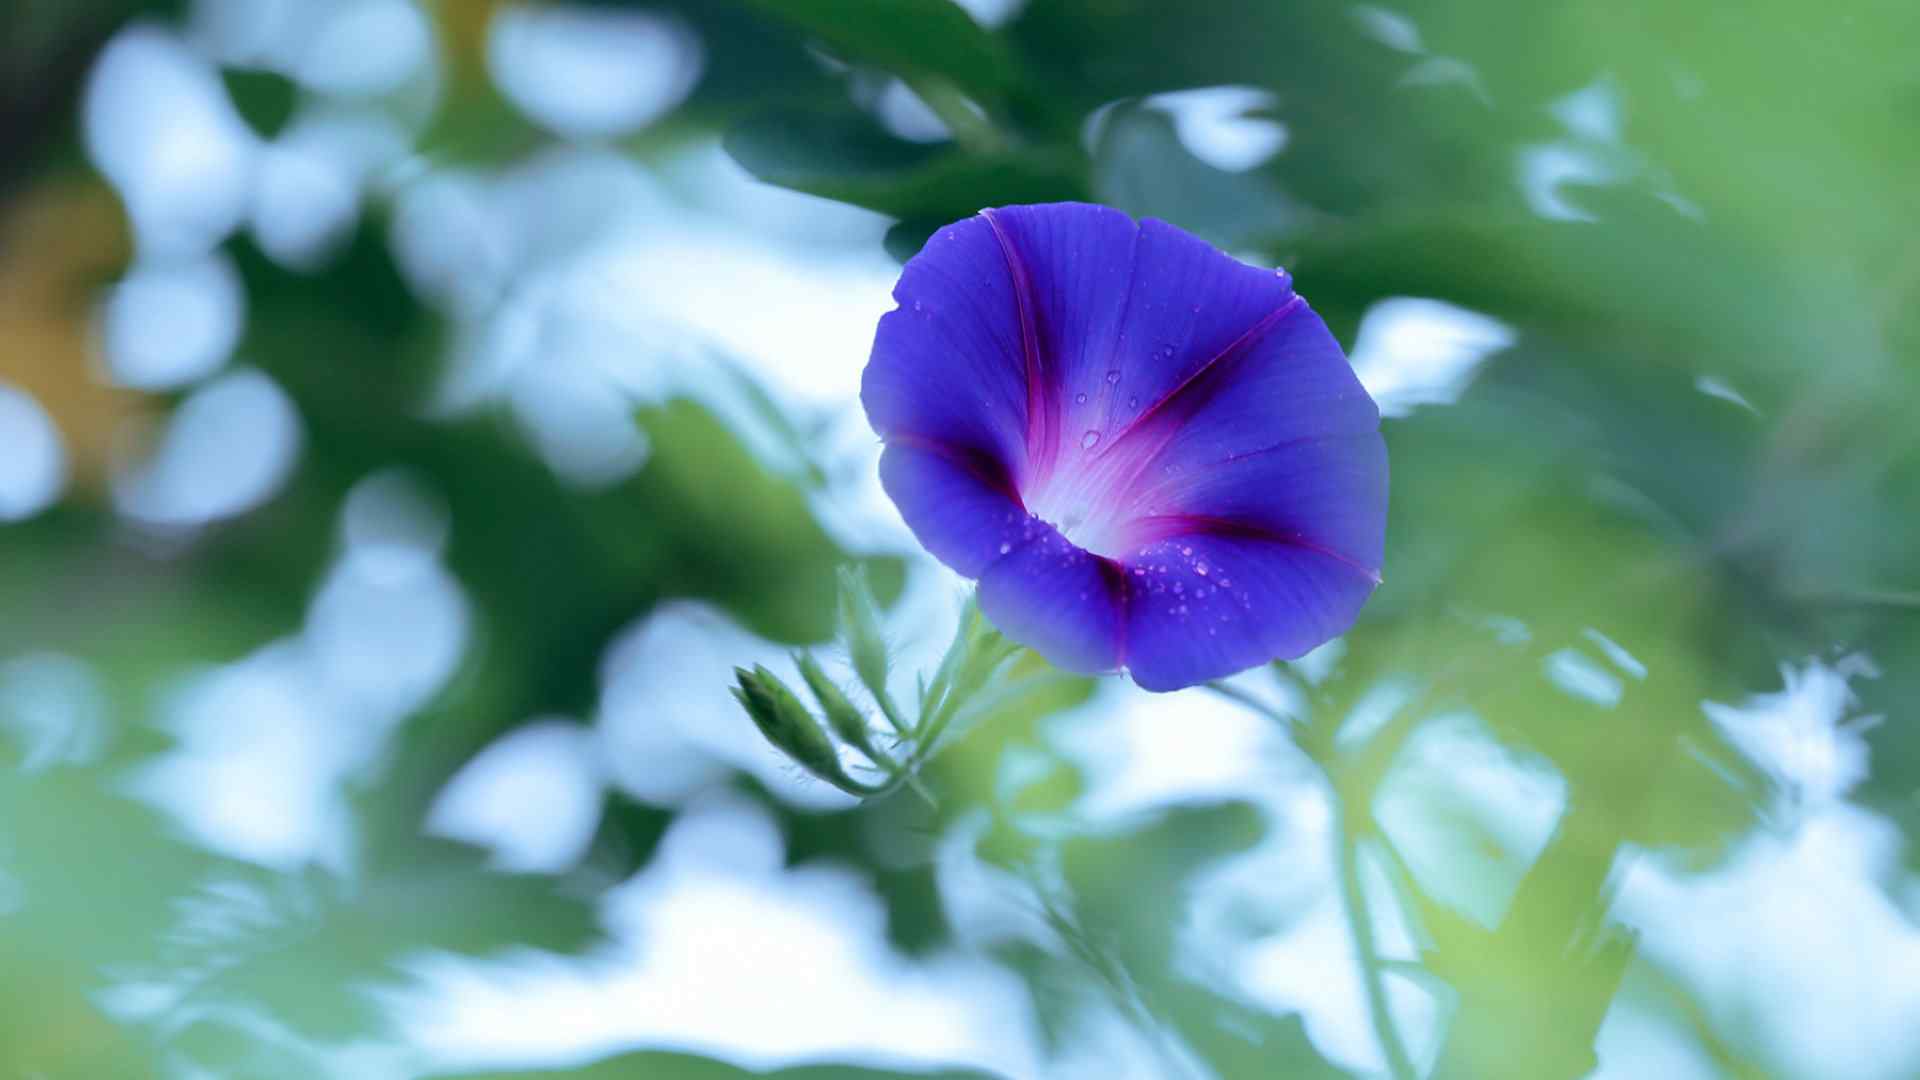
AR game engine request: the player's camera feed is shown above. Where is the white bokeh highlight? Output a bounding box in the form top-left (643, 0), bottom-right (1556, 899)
top-left (595, 602), bottom-right (860, 812)
top-left (0, 384), bottom-right (68, 522)
top-left (114, 369), bottom-right (303, 528)
top-left (402, 796), bottom-right (1041, 1077)
top-left (488, 5), bottom-right (704, 139)
top-left (1348, 297), bottom-right (1516, 418)
top-left (98, 252), bottom-right (244, 390)
top-left (252, 108), bottom-right (410, 268)
top-left (130, 469), bottom-right (472, 870)
top-left (84, 25), bottom-right (258, 257)
top-left (295, 0), bottom-right (433, 98)
top-left (430, 720), bottom-right (606, 873)
top-left (1146, 86), bottom-right (1288, 173)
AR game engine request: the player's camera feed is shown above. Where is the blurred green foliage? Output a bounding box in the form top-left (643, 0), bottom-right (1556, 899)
top-left (443, 1050), bottom-right (1001, 1080)
top-left (1, 0), bottom-right (1916, 1077)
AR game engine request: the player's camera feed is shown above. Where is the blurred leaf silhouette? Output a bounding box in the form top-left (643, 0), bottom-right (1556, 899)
top-left (441, 1049), bottom-right (1006, 1080)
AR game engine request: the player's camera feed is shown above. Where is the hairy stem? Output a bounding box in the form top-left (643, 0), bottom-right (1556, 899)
top-left (872, 687), bottom-right (912, 737)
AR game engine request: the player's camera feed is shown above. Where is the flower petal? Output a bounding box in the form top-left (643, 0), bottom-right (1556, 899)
top-left (977, 205), bottom-right (1299, 466)
top-left (1124, 433), bottom-right (1389, 580)
top-left (878, 441), bottom-right (1027, 578)
top-left (1121, 533), bottom-right (1380, 692)
top-left (977, 526), bottom-right (1125, 676)
top-left (862, 203), bottom-right (1389, 693)
top-left (1123, 300), bottom-right (1381, 470)
top-left (862, 215), bottom-right (1033, 480)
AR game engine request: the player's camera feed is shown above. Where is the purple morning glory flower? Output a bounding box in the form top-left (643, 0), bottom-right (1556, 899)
top-left (862, 203), bottom-right (1387, 692)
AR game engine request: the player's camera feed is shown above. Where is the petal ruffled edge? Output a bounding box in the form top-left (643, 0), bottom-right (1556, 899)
top-left (977, 524), bottom-right (1126, 677)
top-left (878, 439), bottom-right (1030, 579)
top-left (862, 214), bottom-right (1034, 483)
top-left (1119, 532), bottom-right (1381, 692)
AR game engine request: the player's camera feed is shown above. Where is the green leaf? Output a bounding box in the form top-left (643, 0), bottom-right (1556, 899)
top-left (622, 399), bottom-right (907, 644)
top-left (1052, 802), bottom-right (1350, 1079)
top-left (1090, 102), bottom-right (1306, 251)
top-left (740, 0), bottom-right (1015, 100)
top-left (166, 837), bottom-right (603, 1039)
top-left (835, 564), bottom-right (894, 711)
top-left (724, 106), bottom-right (1087, 224)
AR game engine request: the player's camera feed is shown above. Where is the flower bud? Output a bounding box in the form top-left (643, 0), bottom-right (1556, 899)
top-left (732, 665), bottom-right (868, 793)
top-left (795, 653), bottom-right (888, 764)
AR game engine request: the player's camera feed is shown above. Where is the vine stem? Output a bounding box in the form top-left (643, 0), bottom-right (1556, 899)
top-left (1205, 678), bottom-right (1417, 1079)
top-left (1329, 787), bottom-right (1420, 1080)
top-left (1201, 680), bottom-right (1294, 725)
top-left (900, 75), bottom-right (1003, 154)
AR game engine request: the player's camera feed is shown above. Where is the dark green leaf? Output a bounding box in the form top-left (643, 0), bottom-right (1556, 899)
top-left (724, 106), bottom-right (1086, 223)
top-left (741, 0), bottom-right (1014, 99)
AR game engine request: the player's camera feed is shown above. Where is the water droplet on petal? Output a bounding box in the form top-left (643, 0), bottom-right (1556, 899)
top-left (1105, 369), bottom-right (1121, 384)
top-left (998, 542), bottom-right (1012, 554)
top-left (1080, 430), bottom-right (1101, 449)
top-left (1127, 395), bottom-right (1139, 409)
top-left (1074, 392), bottom-right (1088, 405)
top-left (1180, 546), bottom-right (1193, 556)
top-left (1195, 561), bottom-right (1208, 576)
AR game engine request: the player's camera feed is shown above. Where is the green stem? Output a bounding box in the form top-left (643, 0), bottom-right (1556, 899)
top-left (1425, 794), bottom-right (1634, 1080)
top-left (1208, 678), bottom-right (1417, 1078)
top-left (1213, 680), bottom-right (1428, 1076)
top-left (1790, 585), bottom-right (1920, 610)
top-left (1201, 680), bottom-right (1293, 725)
top-left (1330, 792), bottom-right (1420, 1080)
top-left (893, 675), bottom-right (970, 783)
top-left (902, 75), bottom-right (1002, 154)
top-left (872, 687), bottom-right (912, 737)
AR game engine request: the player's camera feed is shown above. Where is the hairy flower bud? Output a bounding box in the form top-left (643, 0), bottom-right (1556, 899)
top-left (795, 653), bottom-right (888, 765)
top-left (732, 665), bottom-right (868, 793)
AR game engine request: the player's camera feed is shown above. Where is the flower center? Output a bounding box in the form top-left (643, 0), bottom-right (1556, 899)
top-left (1022, 442), bottom-right (1145, 561)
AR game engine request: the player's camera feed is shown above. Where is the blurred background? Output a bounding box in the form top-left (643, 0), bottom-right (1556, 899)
top-left (2, 0), bottom-right (1918, 1077)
